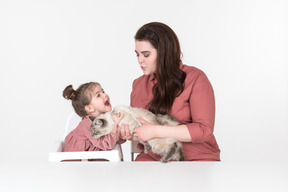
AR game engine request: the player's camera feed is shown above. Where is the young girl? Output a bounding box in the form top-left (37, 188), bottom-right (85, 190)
top-left (62, 82), bottom-right (123, 152)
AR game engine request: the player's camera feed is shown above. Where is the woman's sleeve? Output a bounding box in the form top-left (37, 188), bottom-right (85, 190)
top-left (130, 79), bottom-right (137, 107)
top-left (186, 73), bottom-right (216, 143)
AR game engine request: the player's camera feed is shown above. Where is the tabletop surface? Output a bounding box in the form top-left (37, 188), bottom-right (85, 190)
top-left (1, 161), bottom-right (287, 192)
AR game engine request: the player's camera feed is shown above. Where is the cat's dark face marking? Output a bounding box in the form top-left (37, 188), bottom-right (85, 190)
top-left (88, 113), bottom-right (114, 139)
top-left (89, 118), bottom-right (108, 137)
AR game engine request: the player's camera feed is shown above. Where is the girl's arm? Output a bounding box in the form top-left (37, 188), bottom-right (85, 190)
top-left (85, 114), bottom-right (125, 150)
top-left (92, 132), bottom-right (120, 150)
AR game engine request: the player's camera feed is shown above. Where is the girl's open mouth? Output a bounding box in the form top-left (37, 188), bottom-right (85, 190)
top-left (105, 100), bottom-right (111, 106)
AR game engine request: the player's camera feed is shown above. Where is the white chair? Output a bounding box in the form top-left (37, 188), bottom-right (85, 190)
top-left (131, 140), bottom-right (142, 161)
top-left (49, 112), bottom-right (123, 162)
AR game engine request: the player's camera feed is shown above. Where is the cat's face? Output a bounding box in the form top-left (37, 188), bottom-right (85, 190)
top-left (89, 112), bottom-right (114, 138)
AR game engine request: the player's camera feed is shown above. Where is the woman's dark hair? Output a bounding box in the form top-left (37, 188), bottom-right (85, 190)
top-left (135, 22), bottom-right (186, 114)
top-left (63, 82), bottom-right (100, 117)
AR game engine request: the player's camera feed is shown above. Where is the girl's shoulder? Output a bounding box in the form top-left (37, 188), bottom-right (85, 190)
top-left (72, 116), bottom-right (92, 132)
top-left (78, 116), bottom-right (90, 125)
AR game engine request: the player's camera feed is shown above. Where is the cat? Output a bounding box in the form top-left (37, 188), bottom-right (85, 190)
top-left (89, 105), bottom-right (184, 163)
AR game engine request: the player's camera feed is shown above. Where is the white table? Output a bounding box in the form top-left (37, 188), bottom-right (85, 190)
top-left (0, 161), bottom-right (287, 192)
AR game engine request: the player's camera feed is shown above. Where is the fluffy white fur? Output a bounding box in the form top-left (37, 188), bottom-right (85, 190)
top-left (89, 105), bottom-right (184, 163)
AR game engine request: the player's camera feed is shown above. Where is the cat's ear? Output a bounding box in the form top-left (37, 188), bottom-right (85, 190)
top-left (89, 116), bottom-right (96, 122)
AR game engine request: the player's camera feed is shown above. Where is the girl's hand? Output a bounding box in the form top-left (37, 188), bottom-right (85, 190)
top-left (133, 118), bottom-right (156, 141)
top-left (119, 123), bottom-right (133, 140)
top-left (111, 113), bottom-right (124, 133)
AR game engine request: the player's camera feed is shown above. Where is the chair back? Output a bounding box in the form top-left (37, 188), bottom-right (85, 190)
top-left (131, 140), bottom-right (142, 161)
top-left (64, 111), bottom-right (82, 139)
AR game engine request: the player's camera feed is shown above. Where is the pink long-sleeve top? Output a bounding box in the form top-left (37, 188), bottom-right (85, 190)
top-left (130, 62), bottom-right (221, 161)
top-left (64, 116), bottom-right (120, 152)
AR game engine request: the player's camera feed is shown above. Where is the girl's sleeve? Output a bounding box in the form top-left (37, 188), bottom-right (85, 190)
top-left (85, 129), bottom-right (120, 151)
top-left (185, 73), bottom-right (216, 143)
top-left (63, 132), bottom-right (80, 152)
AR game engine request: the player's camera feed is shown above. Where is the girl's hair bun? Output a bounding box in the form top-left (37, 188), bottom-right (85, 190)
top-left (63, 85), bottom-right (76, 100)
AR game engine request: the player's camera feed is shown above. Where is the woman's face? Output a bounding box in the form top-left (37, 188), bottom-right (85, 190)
top-left (135, 40), bottom-right (158, 75)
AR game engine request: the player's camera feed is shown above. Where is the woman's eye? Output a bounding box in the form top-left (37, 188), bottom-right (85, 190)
top-left (144, 54), bottom-right (149, 57)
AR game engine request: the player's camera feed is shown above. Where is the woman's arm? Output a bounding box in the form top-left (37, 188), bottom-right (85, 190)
top-left (133, 119), bottom-right (191, 142)
top-left (132, 72), bottom-right (215, 143)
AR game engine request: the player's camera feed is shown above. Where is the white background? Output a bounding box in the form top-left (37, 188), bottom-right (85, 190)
top-left (0, 0), bottom-right (287, 164)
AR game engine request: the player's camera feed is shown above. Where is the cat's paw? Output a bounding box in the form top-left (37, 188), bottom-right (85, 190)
top-left (112, 112), bottom-right (121, 117)
top-left (144, 148), bottom-right (150, 154)
top-left (144, 145), bottom-right (151, 154)
top-left (160, 158), bottom-right (168, 163)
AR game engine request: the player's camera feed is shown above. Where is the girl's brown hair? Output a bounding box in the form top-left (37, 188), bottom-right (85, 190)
top-left (63, 82), bottom-right (100, 117)
top-left (135, 22), bottom-right (186, 115)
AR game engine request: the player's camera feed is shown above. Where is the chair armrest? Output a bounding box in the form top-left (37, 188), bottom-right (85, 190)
top-left (49, 144), bottom-right (123, 162)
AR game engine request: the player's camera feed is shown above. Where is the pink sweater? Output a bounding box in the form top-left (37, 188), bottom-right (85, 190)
top-left (64, 116), bottom-right (120, 152)
top-left (131, 62), bottom-right (221, 161)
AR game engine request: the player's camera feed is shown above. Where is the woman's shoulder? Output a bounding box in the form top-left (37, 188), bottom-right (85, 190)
top-left (132, 74), bottom-right (152, 86)
top-left (182, 64), bottom-right (207, 81)
top-left (182, 64), bottom-right (204, 75)
top-left (182, 64), bottom-right (213, 91)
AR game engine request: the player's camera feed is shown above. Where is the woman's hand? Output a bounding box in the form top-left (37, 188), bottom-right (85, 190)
top-left (119, 123), bottom-right (133, 140)
top-left (133, 118), bottom-right (156, 142)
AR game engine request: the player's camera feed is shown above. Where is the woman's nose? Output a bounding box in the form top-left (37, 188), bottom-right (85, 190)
top-left (138, 55), bottom-right (144, 63)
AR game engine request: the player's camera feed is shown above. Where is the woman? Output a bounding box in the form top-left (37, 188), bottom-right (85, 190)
top-left (121, 22), bottom-right (220, 161)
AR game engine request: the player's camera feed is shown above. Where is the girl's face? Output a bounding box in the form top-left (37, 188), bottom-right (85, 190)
top-left (86, 84), bottom-right (112, 116)
top-left (135, 40), bottom-right (158, 75)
